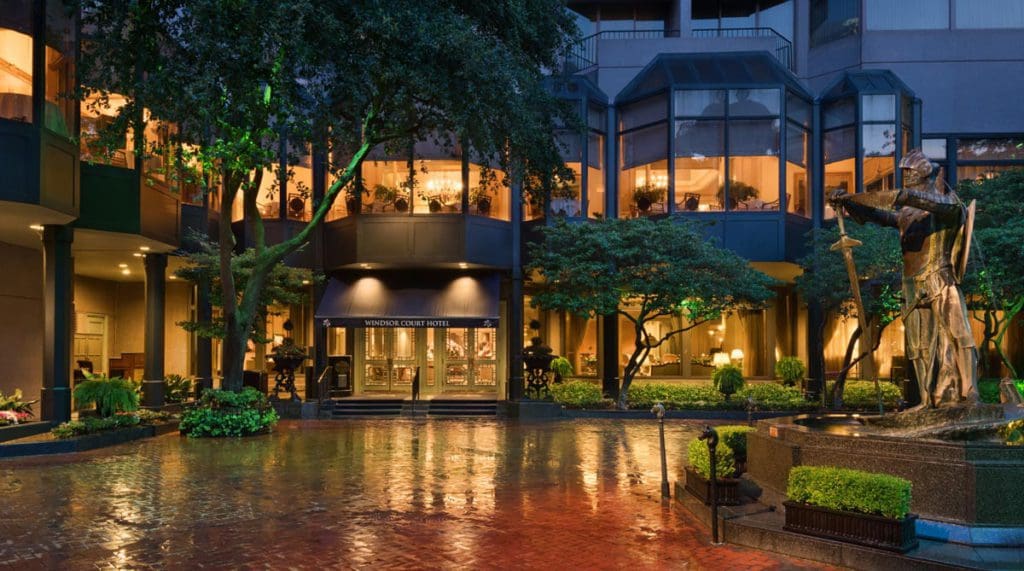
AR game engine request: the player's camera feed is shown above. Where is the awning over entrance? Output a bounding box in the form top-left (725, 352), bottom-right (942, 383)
top-left (315, 274), bottom-right (500, 328)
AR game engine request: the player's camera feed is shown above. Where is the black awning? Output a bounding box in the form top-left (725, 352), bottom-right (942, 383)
top-left (315, 274), bottom-right (500, 328)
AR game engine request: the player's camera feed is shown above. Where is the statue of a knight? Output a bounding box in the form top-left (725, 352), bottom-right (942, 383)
top-left (829, 148), bottom-right (979, 408)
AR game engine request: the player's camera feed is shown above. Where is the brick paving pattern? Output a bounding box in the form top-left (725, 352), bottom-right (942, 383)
top-left (0, 419), bottom-right (834, 570)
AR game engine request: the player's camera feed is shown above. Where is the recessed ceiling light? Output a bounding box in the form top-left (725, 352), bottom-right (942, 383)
top-left (29, 224), bottom-right (45, 231)
top-left (458, 262), bottom-right (468, 269)
top-left (360, 263), bottom-right (371, 269)
top-left (118, 263), bottom-right (128, 268)
top-left (139, 246), bottom-right (151, 252)
top-left (133, 253), bottom-right (143, 258)
top-left (121, 269), bottom-right (131, 276)
top-left (169, 275), bottom-right (177, 280)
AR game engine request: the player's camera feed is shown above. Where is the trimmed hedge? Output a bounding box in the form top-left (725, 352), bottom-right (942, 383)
top-left (687, 437), bottom-right (736, 479)
top-left (979, 378), bottom-right (1024, 404)
top-left (787, 466), bottom-right (912, 519)
top-left (51, 414), bottom-right (140, 439)
top-left (626, 382), bottom-right (814, 412)
top-left (826, 380), bottom-right (902, 410)
top-left (549, 381), bottom-right (608, 409)
top-left (717, 425), bottom-right (755, 460)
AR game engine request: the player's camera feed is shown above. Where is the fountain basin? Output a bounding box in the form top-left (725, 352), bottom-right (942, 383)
top-left (748, 411), bottom-right (1024, 546)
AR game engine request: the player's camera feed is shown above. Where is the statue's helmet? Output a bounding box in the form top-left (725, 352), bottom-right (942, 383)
top-left (899, 149), bottom-right (934, 178)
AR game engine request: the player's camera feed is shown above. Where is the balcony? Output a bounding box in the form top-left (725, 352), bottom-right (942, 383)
top-left (78, 163), bottom-right (181, 248)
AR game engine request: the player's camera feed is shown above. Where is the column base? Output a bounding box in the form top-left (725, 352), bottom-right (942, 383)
top-left (141, 379), bottom-right (165, 410)
top-left (40, 386), bottom-right (72, 424)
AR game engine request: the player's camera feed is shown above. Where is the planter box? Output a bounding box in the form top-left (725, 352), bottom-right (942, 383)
top-left (783, 501), bottom-right (918, 553)
top-left (0, 421), bottom-right (51, 443)
top-left (684, 466), bottom-right (741, 506)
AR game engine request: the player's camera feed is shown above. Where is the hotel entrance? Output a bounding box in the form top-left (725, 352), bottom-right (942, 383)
top-left (355, 326), bottom-right (501, 395)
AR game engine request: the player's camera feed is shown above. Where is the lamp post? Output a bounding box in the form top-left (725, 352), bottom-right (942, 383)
top-left (698, 425), bottom-right (721, 545)
top-left (652, 403), bottom-right (670, 500)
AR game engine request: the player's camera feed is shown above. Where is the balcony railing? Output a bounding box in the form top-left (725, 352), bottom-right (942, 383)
top-left (564, 27), bottom-right (794, 74)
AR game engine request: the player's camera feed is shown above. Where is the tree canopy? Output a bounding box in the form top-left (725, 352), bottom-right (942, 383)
top-left (77, 0), bottom-right (579, 389)
top-left (960, 168), bottom-right (1024, 378)
top-left (526, 218), bottom-right (776, 409)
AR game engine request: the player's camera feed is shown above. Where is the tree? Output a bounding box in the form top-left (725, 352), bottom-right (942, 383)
top-left (960, 169), bottom-right (1024, 378)
top-left (526, 218), bottom-right (776, 409)
top-left (76, 0), bottom-right (578, 390)
top-left (796, 222), bottom-right (902, 408)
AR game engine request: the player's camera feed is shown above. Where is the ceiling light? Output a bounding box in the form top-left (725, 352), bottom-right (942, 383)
top-left (139, 246), bottom-right (151, 252)
top-left (360, 263), bottom-right (371, 269)
top-left (133, 253), bottom-right (143, 258)
top-left (121, 269), bottom-right (131, 276)
top-left (301, 279), bottom-right (310, 285)
top-left (29, 224), bottom-right (45, 231)
top-left (169, 275), bottom-right (177, 280)
top-left (458, 262), bottom-right (468, 269)
top-left (118, 263), bottom-right (128, 268)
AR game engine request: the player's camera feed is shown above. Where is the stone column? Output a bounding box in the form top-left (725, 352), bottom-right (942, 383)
top-left (194, 276), bottom-right (213, 397)
top-left (41, 225), bottom-right (73, 423)
top-left (143, 253), bottom-right (167, 409)
top-left (601, 314), bottom-right (619, 398)
top-left (508, 176), bottom-right (525, 401)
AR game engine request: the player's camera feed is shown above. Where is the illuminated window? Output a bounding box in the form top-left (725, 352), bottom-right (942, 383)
top-left (0, 1), bottom-right (34, 124)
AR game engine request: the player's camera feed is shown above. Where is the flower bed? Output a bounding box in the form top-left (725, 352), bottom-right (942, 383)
top-left (51, 409), bottom-right (177, 439)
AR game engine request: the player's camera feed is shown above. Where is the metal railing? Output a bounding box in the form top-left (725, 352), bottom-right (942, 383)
top-left (315, 364), bottom-right (334, 406)
top-left (563, 27), bottom-right (794, 74)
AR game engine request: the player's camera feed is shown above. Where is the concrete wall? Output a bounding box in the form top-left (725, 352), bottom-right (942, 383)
top-left (0, 242), bottom-right (43, 404)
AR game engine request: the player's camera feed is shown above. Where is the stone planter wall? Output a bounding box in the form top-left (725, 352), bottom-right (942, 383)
top-left (783, 501), bottom-right (918, 553)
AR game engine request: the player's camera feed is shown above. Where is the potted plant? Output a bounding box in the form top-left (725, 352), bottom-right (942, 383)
top-left (784, 466), bottom-right (918, 553)
top-left (632, 183), bottom-right (666, 213)
top-left (549, 356), bottom-right (573, 383)
top-left (0, 389), bottom-right (36, 426)
top-left (713, 364), bottom-right (745, 401)
top-left (717, 180), bottom-right (759, 209)
top-left (775, 356), bottom-right (806, 388)
top-left (716, 425), bottom-right (755, 475)
top-left (549, 177), bottom-right (580, 216)
top-left (72, 375), bottom-right (140, 418)
top-left (684, 437), bottom-right (741, 505)
top-left (344, 183), bottom-right (369, 214)
top-left (270, 338), bottom-right (307, 373)
top-left (469, 185), bottom-right (492, 215)
top-left (164, 374), bottom-right (194, 404)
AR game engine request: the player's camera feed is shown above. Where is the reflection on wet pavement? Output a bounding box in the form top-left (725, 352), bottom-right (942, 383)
top-left (0, 419), bottom-right (829, 570)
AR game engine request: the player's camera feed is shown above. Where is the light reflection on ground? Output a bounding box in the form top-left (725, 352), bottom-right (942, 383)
top-left (0, 419), bottom-right (828, 570)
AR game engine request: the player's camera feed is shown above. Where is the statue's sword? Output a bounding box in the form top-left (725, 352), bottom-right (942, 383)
top-left (830, 206), bottom-right (884, 415)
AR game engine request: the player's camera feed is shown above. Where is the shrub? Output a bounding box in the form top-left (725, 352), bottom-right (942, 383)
top-left (738, 383), bottom-right (812, 411)
top-left (179, 387), bottom-right (279, 437)
top-left (830, 380), bottom-right (902, 410)
top-left (979, 378), bottom-right (1024, 404)
top-left (627, 383), bottom-right (726, 410)
top-left (774, 356), bottom-right (806, 387)
top-left (51, 414), bottom-right (140, 439)
top-left (73, 376), bottom-right (139, 417)
top-left (550, 380), bottom-right (607, 409)
top-left (712, 365), bottom-right (745, 400)
top-left (716, 425), bottom-right (756, 460)
top-left (687, 437), bottom-right (736, 479)
top-left (787, 466), bottom-right (912, 519)
top-left (164, 374), bottom-right (194, 404)
top-left (1000, 419), bottom-right (1024, 446)
top-left (549, 356), bottom-right (574, 379)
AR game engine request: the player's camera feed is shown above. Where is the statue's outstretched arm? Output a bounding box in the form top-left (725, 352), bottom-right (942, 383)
top-left (840, 191), bottom-right (899, 227)
top-left (894, 189), bottom-right (963, 219)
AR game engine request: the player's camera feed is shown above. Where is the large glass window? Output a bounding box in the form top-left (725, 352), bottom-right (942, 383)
top-left (811, 0), bottom-right (860, 47)
top-left (866, 0), bottom-right (949, 30)
top-left (552, 131), bottom-right (583, 217)
top-left (824, 125), bottom-right (856, 219)
top-left (728, 119), bottom-right (780, 210)
top-left (80, 92), bottom-right (134, 167)
top-left (862, 123), bottom-right (896, 192)
top-left (142, 114), bottom-right (177, 194)
top-left (231, 166), bottom-right (279, 221)
top-left (620, 123), bottom-right (669, 217)
top-left (956, 137), bottom-right (1024, 183)
top-left (956, 0), bottom-right (1024, 29)
top-left (0, 1), bottom-right (33, 124)
top-left (468, 160), bottom-right (510, 221)
top-left (45, 0), bottom-right (74, 136)
top-left (286, 150), bottom-right (313, 221)
top-left (362, 153), bottom-right (412, 214)
top-left (587, 131), bottom-right (606, 218)
top-left (415, 159), bottom-right (463, 215)
top-left (327, 146), bottom-right (359, 221)
top-left (786, 123), bottom-right (810, 216)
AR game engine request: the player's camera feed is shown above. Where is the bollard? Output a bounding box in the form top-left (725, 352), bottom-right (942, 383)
top-left (746, 396), bottom-right (757, 427)
top-left (698, 425), bottom-right (721, 545)
top-left (651, 403), bottom-right (670, 499)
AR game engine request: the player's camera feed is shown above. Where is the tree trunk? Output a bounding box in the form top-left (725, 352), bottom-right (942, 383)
top-left (831, 326), bottom-right (862, 410)
top-left (221, 316), bottom-right (247, 392)
top-left (617, 341), bottom-right (649, 410)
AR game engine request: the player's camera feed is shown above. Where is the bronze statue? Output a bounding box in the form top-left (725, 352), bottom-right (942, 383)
top-left (829, 149), bottom-right (978, 408)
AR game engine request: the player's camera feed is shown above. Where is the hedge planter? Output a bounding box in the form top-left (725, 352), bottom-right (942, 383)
top-left (783, 501), bottom-right (919, 553)
top-left (684, 466), bottom-right (741, 506)
top-left (0, 421), bottom-right (51, 443)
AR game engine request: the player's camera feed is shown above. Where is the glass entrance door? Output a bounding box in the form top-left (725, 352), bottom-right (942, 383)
top-left (363, 327), bottom-right (417, 392)
top-left (443, 328), bottom-right (497, 391)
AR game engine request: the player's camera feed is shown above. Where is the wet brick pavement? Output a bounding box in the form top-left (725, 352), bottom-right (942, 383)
top-left (0, 419), bottom-right (835, 570)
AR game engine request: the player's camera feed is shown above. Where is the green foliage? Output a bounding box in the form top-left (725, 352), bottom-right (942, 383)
top-left (979, 378), bottom-right (1024, 404)
top-left (51, 414), bottom-right (140, 439)
top-left (960, 168), bottom-right (1024, 377)
top-left (740, 383), bottom-right (811, 410)
top-left (164, 375), bottom-right (194, 404)
top-left (0, 389), bottom-right (36, 416)
top-left (632, 183), bottom-right (666, 205)
top-left (1000, 419), bottom-right (1024, 446)
top-left (712, 365), bottom-right (745, 398)
top-left (787, 466), bottom-right (913, 519)
top-left (549, 381), bottom-right (608, 409)
top-left (73, 377), bottom-right (139, 418)
top-left (716, 425), bottom-right (756, 460)
top-left (775, 357), bottom-right (806, 387)
top-left (527, 218), bottom-right (775, 408)
top-left (825, 380), bottom-right (902, 410)
top-left (179, 388), bottom-right (279, 437)
top-left (549, 356), bottom-right (574, 378)
top-left (687, 437), bottom-right (736, 479)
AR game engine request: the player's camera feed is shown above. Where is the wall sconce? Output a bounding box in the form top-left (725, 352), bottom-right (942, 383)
top-left (730, 348), bottom-right (744, 362)
top-left (712, 352), bottom-right (731, 368)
